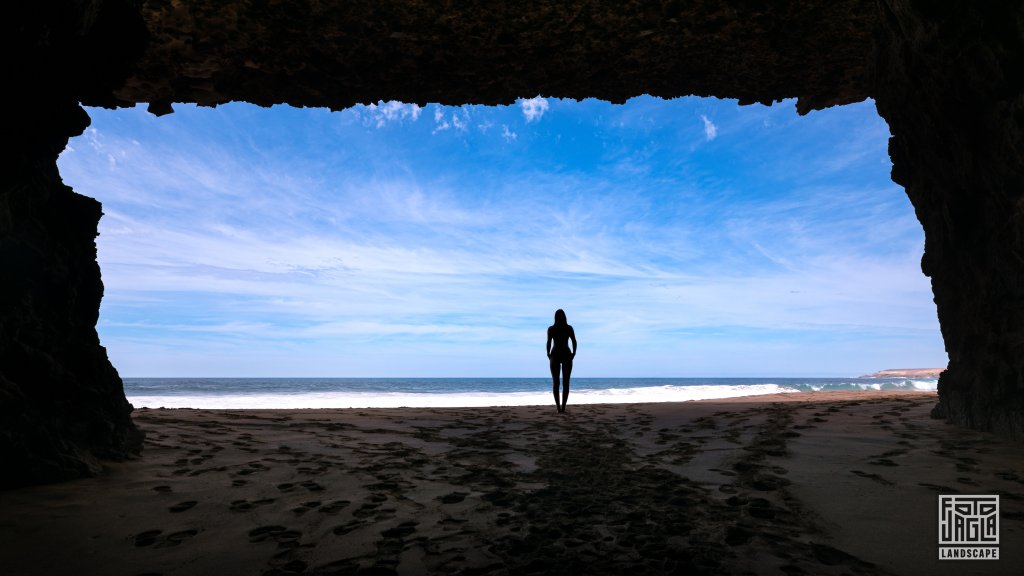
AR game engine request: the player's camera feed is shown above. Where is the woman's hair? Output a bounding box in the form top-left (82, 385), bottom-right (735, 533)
top-left (554, 309), bottom-right (567, 326)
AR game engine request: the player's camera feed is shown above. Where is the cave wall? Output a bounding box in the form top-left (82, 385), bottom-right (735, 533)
top-left (2, 0), bottom-right (1023, 485)
top-left (1, 0), bottom-right (146, 487)
top-left (109, 0), bottom-right (877, 111)
top-left (1, 138), bottom-right (143, 486)
top-left (874, 0), bottom-right (1024, 438)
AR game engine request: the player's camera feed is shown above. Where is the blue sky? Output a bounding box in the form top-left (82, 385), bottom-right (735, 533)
top-left (57, 96), bottom-right (947, 377)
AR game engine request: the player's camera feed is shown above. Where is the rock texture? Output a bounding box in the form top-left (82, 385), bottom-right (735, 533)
top-left (1, 0), bottom-right (147, 487)
top-left (1, 151), bottom-right (144, 487)
top-left (3, 0), bottom-right (1023, 484)
top-left (106, 0), bottom-right (877, 112)
top-left (874, 0), bottom-right (1024, 439)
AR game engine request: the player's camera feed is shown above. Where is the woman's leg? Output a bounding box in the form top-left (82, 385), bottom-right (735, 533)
top-left (561, 358), bottom-right (573, 410)
top-left (550, 358), bottom-right (561, 410)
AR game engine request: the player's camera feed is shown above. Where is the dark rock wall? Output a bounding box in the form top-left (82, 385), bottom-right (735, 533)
top-left (109, 0), bottom-right (876, 111)
top-left (3, 0), bottom-right (1023, 486)
top-left (1, 0), bottom-right (146, 487)
top-left (874, 0), bottom-right (1024, 439)
top-left (1, 145), bottom-right (143, 487)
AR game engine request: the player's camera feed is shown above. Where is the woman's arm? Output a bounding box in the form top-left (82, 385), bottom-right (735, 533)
top-left (569, 326), bottom-right (577, 358)
top-left (546, 326), bottom-right (553, 357)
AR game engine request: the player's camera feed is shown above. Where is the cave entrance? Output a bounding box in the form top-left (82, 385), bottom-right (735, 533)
top-left (57, 97), bottom-right (945, 388)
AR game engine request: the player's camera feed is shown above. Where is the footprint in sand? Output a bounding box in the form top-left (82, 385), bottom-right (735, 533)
top-left (725, 525), bottom-right (754, 546)
top-left (168, 500), bottom-right (197, 513)
top-left (269, 559), bottom-right (308, 574)
top-left (248, 525), bottom-right (302, 548)
top-left (318, 500), bottom-right (352, 514)
top-left (300, 480), bottom-right (325, 492)
top-left (134, 529), bottom-right (164, 547)
top-left (381, 521), bottom-right (419, 539)
top-left (353, 502), bottom-right (383, 519)
top-left (746, 497), bottom-right (781, 520)
top-left (996, 471), bottom-right (1024, 484)
top-left (869, 458), bottom-right (899, 467)
top-left (811, 543), bottom-right (864, 567)
top-left (956, 457), bottom-right (980, 472)
top-left (152, 485), bottom-right (172, 493)
top-left (365, 480), bottom-right (404, 492)
top-left (291, 500), bottom-right (322, 514)
top-left (134, 528), bottom-right (199, 548)
top-left (851, 470), bottom-right (894, 486)
top-left (163, 529), bottom-right (199, 547)
top-left (280, 481), bottom-right (325, 493)
top-left (297, 463), bottom-right (330, 475)
top-left (230, 498), bottom-right (276, 512)
top-left (482, 490), bottom-right (516, 506)
top-left (748, 474), bottom-right (791, 492)
top-left (918, 482), bottom-right (956, 492)
top-left (332, 520), bottom-right (364, 535)
top-left (439, 492), bottom-right (468, 504)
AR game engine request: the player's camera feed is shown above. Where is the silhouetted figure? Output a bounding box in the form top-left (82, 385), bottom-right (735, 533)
top-left (547, 309), bottom-right (577, 413)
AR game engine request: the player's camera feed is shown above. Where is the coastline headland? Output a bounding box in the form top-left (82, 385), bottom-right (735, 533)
top-left (861, 368), bottom-right (945, 379)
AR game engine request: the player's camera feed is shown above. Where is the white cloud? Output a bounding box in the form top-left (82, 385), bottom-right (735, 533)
top-left (356, 101), bottom-right (422, 128)
top-left (701, 114), bottom-right (717, 141)
top-left (428, 105), bottom-right (471, 133)
top-left (501, 125), bottom-right (517, 142)
top-left (86, 127), bottom-right (103, 151)
top-left (520, 97), bottom-right (549, 123)
top-left (432, 107), bottom-right (470, 134)
top-left (451, 109), bottom-right (468, 131)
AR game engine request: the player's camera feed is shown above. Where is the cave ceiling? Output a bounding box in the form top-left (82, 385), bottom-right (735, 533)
top-left (99, 0), bottom-right (878, 115)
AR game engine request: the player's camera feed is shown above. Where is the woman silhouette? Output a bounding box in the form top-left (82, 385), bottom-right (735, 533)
top-left (547, 309), bottom-right (577, 413)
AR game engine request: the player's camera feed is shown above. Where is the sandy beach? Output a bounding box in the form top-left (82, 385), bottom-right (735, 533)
top-left (1, 391), bottom-right (1021, 575)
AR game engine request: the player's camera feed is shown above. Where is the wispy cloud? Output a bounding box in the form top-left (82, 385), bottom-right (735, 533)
top-left (701, 114), bottom-right (717, 141)
top-left (58, 98), bottom-right (944, 377)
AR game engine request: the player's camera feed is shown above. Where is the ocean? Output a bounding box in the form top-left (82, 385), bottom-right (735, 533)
top-left (123, 377), bottom-right (938, 409)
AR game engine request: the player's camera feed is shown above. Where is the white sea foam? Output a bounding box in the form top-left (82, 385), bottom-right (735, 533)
top-left (805, 380), bottom-right (938, 393)
top-left (128, 383), bottom-right (800, 409)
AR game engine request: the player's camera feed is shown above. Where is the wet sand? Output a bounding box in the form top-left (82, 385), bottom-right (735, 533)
top-left (1, 391), bottom-right (1022, 575)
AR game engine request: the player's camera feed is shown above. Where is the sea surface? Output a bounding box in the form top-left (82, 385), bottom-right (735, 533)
top-left (124, 377), bottom-right (938, 409)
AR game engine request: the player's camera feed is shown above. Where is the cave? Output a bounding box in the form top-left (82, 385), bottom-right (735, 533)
top-left (2, 0), bottom-right (1022, 487)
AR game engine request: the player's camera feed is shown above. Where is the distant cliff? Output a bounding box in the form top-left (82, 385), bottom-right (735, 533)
top-left (861, 368), bottom-right (944, 379)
